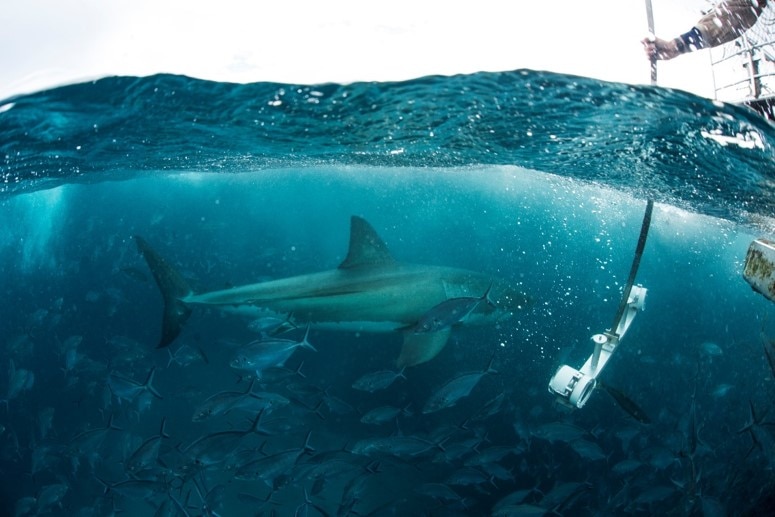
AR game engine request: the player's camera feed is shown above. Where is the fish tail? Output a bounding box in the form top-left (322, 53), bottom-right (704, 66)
top-left (159, 417), bottom-right (171, 439)
top-left (197, 345), bottom-right (210, 365)
top-left (143, 367), bottom-right (164, 400)
top-left (94, 475), bottom-right (112, 495)
top-left (485, 353), bottom-right (498, 375)
top-left (248, 408), bottom-right (265, 434)
top-left (302, 431), bottom-right (315, 454)
top-left (134, 236), bottom-right (192, 348)
top-left (244, 377), bottom-right (259, 396)
top-left (294, 360), bottom-right (307, 379)
top-left (105, 413), bottom-right (123, 432)
top-left (311, 399), bottom-right (326, 421)
top-left (300, 325), bottom-right (317, 352)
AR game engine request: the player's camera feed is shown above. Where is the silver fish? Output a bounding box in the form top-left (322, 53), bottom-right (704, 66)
top-left (61, 335), bottom-right (83, 374)
top-left (247, 312), bottom-right (296, 335)
top-left (70, 414), bottom-right (122, 455)
top-left (422, 356), bottom-right (497, 414)
top-left (182, 411), bottom-right (267, 467)
top-left (3, 360), bottom-right (34, 406)
top-left (230, 326), bottom-right (316, 375)
top-left (107, 367), bottom-right (163, 403)
top-left (124, 417), bottom-right (170, 476)
top-left (530, 422), bottom-right (590, 444)
top-left (360, 405), bottom-right (409, 425)
top-left (408, 283), bottom-right (494, 334)
top-left (166, 343), bottom-right (209, 367)
top-left (351, 367), bottom-right (406, 392)
top-left (37, 407), bottom-right (55, 440)
top-left (234, 432), bottom-right (314, 487)
top-left (351, 435), bottom-right (445, 458)
top-left (35, 483), bottom-right (68, 514)
top-left (195, 389), bottom-right (289, 423)
top-left (193, 381), bottom-right (259, 422)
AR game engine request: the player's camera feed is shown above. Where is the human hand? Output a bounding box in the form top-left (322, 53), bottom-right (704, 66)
top-left (641, 36), bottom-right (682, 61)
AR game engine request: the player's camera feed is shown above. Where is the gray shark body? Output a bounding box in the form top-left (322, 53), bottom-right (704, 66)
top-left (135, 216), bottom-right (527, 367)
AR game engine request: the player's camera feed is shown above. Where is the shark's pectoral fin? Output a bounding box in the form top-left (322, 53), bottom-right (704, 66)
top-left (397, 328), bottom-right (451, 368)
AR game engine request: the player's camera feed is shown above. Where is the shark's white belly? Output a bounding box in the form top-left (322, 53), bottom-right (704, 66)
top-left (218, 305), bottom-right (403, 333)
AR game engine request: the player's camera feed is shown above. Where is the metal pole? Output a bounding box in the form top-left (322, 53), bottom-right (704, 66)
top-left (645, 0), bottom-right (657, 85)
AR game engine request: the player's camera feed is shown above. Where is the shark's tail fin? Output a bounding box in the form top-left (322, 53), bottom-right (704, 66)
top-left (134, 236), bottom-right (192, 348)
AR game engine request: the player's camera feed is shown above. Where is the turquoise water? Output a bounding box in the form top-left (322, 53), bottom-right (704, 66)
top-left (1, 71), bottom-right (774, 515)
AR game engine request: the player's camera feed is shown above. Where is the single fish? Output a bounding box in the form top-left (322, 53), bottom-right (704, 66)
top-left (37, 407), bottom-right (55, 440)
top-left (30, 444), bottom-right (66, 477)
top-left (182, 411), bottom-right (268, 467)
top-left (711, 383), bottom-right (734, 398)
top-left (415, 483), bottom-right (463, 503)
top-left (124, 417), bottom-right (171, 475)
top-left (96, 476), bottom-right (168, 498)
top-left (352, 367), bottom-right (406, 392)
top-left (322, 388), bottom-right (357, 415)
top-left (700, 341), bottom-right (723, 357)
top-left (193, 381), bottom-right (258, 422)
top-left (762, 334), bottom-right (775, 380)
top-left (234, 432), bottom-right (314, 487)
top-left (598, 380), bottom-right (651, 424)
top-left (360, 405), bottom-right (410, 425)
top-left (351, 435), bottom-right (445, 458)
top-left (422, 355), bottom-right (497, 414)
top-left (247, 312), bottom-right (296, 335)
top-left (60, 335), bottom-right (83, 375)
top-left (197, 388), bottom-right (290, 423)
top-left (408, 283), bottom-right (494, 334)
top-left (70, 414), bottom-right (122, 456)
top-left (108, 367), bottom-right (163, 403)
top-left (35, 483), bottom-right (69, 514)
top-left (612, 458), bottom-right (644, 475)
top-left (166, 343), bottom-right (209, 367)
top-left (2, 360), bottom-right (35, 407)
top-left (531, 422), bottom-right (590, 444)
top-left (569, 439), bottom-right (606, 461)
top-left (230, 326), bottom-right (316, 375)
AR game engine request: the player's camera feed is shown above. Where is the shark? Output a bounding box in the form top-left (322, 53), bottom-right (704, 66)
top-left (134, 216), bottom-right (529, 367)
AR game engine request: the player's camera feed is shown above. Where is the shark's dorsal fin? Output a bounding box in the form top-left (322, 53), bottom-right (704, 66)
top-left (338, 216), bottom-right (396, 269)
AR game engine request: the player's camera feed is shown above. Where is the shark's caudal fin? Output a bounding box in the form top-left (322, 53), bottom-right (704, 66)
top-left (134, 236), bottom-right (192, 348)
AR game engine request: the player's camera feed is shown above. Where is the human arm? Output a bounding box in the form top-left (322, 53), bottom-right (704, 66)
top-left (642, 0), bottom-right (768, 61)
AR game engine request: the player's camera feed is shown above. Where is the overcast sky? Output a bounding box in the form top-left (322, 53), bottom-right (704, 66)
top-left (1, 0), bottom-right (717, 101)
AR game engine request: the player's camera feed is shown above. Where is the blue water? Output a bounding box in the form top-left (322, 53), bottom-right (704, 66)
top-left (0, 71), bottom-right (774, 515)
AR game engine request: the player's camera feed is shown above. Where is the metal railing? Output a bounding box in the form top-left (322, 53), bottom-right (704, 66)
top-left (709, 3), bottom-right (775, 104)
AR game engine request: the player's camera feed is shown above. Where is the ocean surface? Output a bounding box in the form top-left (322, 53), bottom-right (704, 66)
top-left (0, 70), bottom-right (774, 516)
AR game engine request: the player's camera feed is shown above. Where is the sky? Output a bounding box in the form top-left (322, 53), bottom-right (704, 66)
top-left (1, 0), bottom-right (720, 101)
